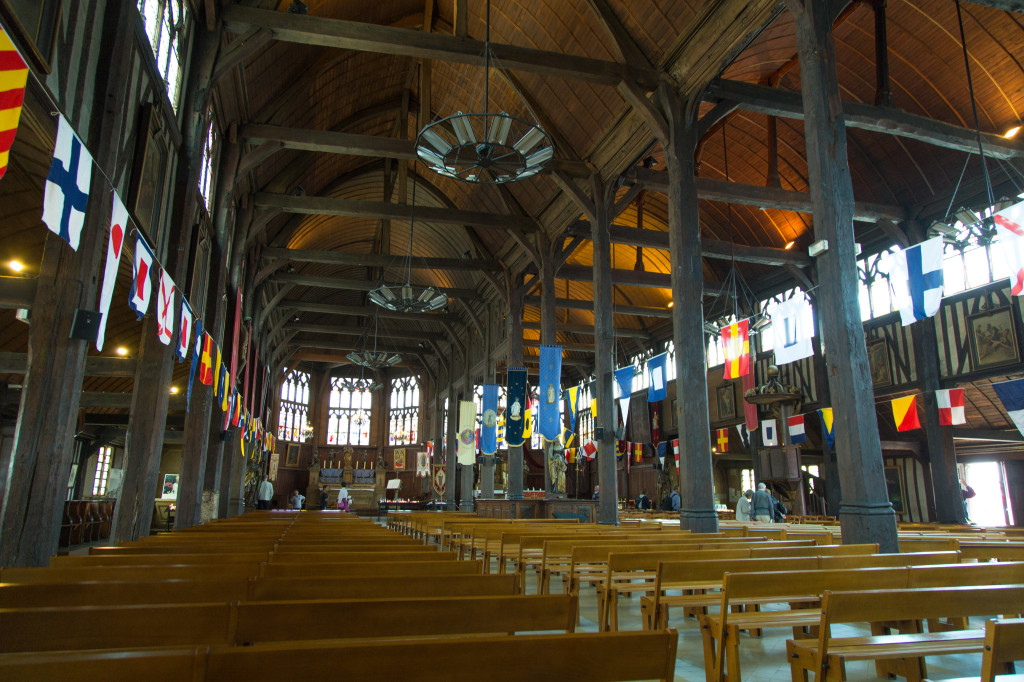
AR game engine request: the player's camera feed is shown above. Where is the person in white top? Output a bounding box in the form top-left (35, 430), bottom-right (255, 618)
top-left (735, 489), bottom-right (752, 522)
top-left (337, 485), bottom-right (351, 512)
top-left (257, 474), bottom-right (274, 510)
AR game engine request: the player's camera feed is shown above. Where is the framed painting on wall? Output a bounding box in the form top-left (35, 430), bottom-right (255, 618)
top-left (284, 443), bottom-right (300, 468)
top-left (883, 465), bottom-right (905, 515)
top-left (161, 473), bottom-right (179, 500)
top-left (968, 305), bottom-right (1019, 371)
top-left (866, 338), bottom-right (892, 388)
top-left (716, 382), bottom-right (736, 420)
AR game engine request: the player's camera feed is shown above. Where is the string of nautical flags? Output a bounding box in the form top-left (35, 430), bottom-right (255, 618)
top-left (0, 21), bottom-right (272, 457)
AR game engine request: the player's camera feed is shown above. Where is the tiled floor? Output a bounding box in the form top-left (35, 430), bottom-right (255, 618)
top-left (518, 565), bottom-right (986, 682)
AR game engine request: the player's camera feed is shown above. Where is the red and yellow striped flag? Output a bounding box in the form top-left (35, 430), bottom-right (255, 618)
top-left (0, 27), bottom-right (27, 179)
top-left (721, 319), bottom-right (751, 379)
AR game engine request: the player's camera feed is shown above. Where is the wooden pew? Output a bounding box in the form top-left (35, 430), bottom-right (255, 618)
top-left (0, 595), bottom-right (579, 653)
top-left (0, 563), bottom-right (263, 584)
top-left (50, 553), bottom-right (271, 567)
top-left (258, 559), bottom-right (482, 579)
top-left (0, 630), bottom-right (680, 682)
top-left (786, 586), bottom-right (1024, 682)
top-left (981, 617), bottom-right (1024, 681)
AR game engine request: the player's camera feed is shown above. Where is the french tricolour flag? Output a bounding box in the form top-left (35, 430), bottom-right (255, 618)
top-left (992, 379), bottom-right (1024, 437)
top-left (787, 414), bottom-right (806, 444)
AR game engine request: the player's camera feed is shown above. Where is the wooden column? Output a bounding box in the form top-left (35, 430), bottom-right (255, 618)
top-left (811, 303), bottom-right (842, 516)
top-left (433, 372), bottom-right (445, 501)
top-left (788, 0), bottom-right (899, 551)
top-left (591, 175), bottom-right (618, 524)
top-left (445, 346), bottom-right (457, 509)
top-left (0, 3), bottom-right (134, 566)
top-left (480, 308), bottom-right (496, 499)
top-left (661, 86), bottom-right (718, 533)
top-left (507, 271), bottom-right (525, 500)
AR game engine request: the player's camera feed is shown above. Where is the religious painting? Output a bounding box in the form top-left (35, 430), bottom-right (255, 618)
top-left (716, 382), bottom-right (736, 420)
top-left (968, 306), bottom-right (1019, 371)
top-left (127, 103), bottom-right (169, 238)
top-left (0, 0), bottom-right (62, 72)
top-left (883, 465), bottom-right (905, 515)
top-left (161, 473), bottom-right (179, 500)
top-left (284, 443), bottom-right (300, 468)
top-left (394, 448), bottom-right (406, 470)
top-left (866, 338), bottom-right (892, 388)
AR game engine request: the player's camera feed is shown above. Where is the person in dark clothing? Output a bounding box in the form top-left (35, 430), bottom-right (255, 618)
top-left (635, 490), bottom-right (652, 511)
top-left (319, 488), bottom-right (328, 511)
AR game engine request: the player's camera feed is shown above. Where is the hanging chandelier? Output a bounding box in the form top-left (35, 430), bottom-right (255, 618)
top-left (346, 310), bottom-right (402, 369)
top-left (414, 0), bottom-right (553, 184)
top-left (367, 282), bottom-right (448, 314)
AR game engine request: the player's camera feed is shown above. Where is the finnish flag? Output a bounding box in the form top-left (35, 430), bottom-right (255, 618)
top-left (884, 236), bottom-right (944, 326)
top-left (42, 115), bottom-right (93, 251)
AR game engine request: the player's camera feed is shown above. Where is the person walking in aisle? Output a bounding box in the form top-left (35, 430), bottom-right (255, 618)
top-left (257, 474), bottom-right (274, 510)
top-left (736, 489), bottom-right (752, 522)
top-left (751, 483), bottom-right (774, 523)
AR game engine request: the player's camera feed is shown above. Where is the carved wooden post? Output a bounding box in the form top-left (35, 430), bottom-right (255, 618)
top-left (661, 86), bottom-right (719, 533)
top-left (507, 271), bottom-right (525, 501)
top-left (788, 0), bottom-right (898, 551)
top-left (591, 175), bottom-right (618, 524)
top-left (445, 345), bottom-right (458, 510)
top-left (0, 2), bottom-right (135, 566)
top-left (480, 307), bottom-right (496, 499)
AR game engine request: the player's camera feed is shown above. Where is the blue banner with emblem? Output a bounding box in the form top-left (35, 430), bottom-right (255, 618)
top-left (505, 368), bottom-right (528, 447)
top-left (538, 345), bottom-right (562, 440)
top-left (480, 384), bottom-right (499, 455)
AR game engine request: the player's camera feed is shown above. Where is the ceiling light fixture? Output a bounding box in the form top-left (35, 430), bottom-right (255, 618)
top-left (170, 386), bottom-right (179, 394)
top-left (784, 240), bottom-right (796, 250)
top-left (8, 259), bottom-right (23, 272)
top-left (414, 0), bottom-right (552, 184)
top-left (346, 309), bottom-right (402, 370)
top-left (1005, 125), bottom-right (1021, 139)
top-left (115, 347), bottom-right (128, 356)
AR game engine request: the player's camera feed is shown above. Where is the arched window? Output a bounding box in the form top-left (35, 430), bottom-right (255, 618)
top-left (577, 382), bottom-right (593, 443)
top-left (327, 378), bottom-right (373, 446)
top-left (389, 376), bottom-right (420, 445)
top-left (277, 369), bottom-right (310, 442)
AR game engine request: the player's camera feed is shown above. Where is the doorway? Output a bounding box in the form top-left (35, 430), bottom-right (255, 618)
top-left (961, 462), bottom-right (1014, 526)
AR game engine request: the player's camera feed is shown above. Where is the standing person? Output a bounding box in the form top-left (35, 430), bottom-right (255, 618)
top-left (635, 489), bottom-right (652, 510)
top-left (751, 483), bottom-right (774, 523)
top-left (338, 484), bottom-right (351, 512)
top-left (736, 489), bottom-right (753, 522)
top-left (319, 488), bottom-right (328, 511)
top-left (669, 487), bottom-right (681, 512)
top-left (257, 474), bottom-right (274, 510)
top-left (592, 485), bottom-right (600, 501)
top-left (288, 490), bottom-right (300, 510)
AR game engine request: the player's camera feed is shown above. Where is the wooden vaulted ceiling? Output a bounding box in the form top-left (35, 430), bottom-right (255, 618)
top-left (215, 0), bottom-right (1024, 381)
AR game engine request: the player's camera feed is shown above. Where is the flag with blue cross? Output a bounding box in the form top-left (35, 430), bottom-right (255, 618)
top-left (42, 115), bottom-right (92, 250)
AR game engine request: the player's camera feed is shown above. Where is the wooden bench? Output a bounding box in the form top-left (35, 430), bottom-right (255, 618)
top-left (0, 630), bottom-right (680, 681)
top-left (258, 558), bottom-right (482, 579)
top-left (0, 594), bottom-right (579, 652)
top-left (981, 617), bottom-right (1024, 681)
top-left (787, 585), bottom-right (1024, 682)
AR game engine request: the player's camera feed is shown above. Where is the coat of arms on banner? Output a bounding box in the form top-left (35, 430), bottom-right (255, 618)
top-left (431, 463), bottom-right (446, 497)
top-left (393, 448), bottom-right (406, 470)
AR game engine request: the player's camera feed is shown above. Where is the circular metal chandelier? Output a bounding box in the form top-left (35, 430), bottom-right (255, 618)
top-left (415, 0), bottom-right (552, 185)
top-left (345, 349), bottom-right (402, 369)
top-left (367, 282), bottom-right (448, 314)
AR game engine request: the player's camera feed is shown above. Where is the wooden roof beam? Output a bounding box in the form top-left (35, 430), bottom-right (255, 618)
top-left (524, 296), bottom-right (674, 319)
top-left (522, 321), bottom-right (650, 340)
top-left (281, 299), bottom-right (459, 322)
top-left (563, 222), bottom-right (812, 267)
top-left (626, 167), bottom-right (905, 223)
top-left (253, 192), bottom-right (538, 232)
top-left (0, 352), bottom-right (137, 377)
top-left (287, 323), bottom-right (447, 342)
top-left (221, 6), bottom-right (662, 89)
top-left (707, 79), bottom-right (1024, 160)
top-left (557, 264), bottom-right (722, 293)
top-left (269, 272), bottom-right (480, 299)
top-left (0, 276), bottom-right (37, 309)
top-left (261, 247), bottom-right (500, 272)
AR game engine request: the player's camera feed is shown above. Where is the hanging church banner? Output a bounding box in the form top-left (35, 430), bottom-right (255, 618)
top-left (42, 115), bottom-right (92, 250)
top-left (96, 192), bottom-right (127, 351)
top-left (417, 446), bottom-right (430, 478)
top-left (766, 294), bottom-right (814, 365)
top-left (505, 368), bottom-right (528, 447)
top-left (646, 352), bottom-right (668, 402)
top-left (431, 462), bottom-right (446, 497)
top-left (480, 384), bottom-right (499, 455)
top-left (457, 400), bottom-right (476, 465)
top-left (538, 345), bottom-right (562, 440)
top-left (394, 448), bottom-right (406, 470)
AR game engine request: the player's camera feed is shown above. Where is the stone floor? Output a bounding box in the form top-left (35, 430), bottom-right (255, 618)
top-left (517, 563), bottom-right (986, 682)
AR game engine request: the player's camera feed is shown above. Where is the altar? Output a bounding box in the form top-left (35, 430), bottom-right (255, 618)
top-left (474, 498), bottom-right (598, 522)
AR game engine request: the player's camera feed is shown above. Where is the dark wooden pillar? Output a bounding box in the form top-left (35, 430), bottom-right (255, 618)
top-left (661, 86), bottom-right (718, 533)
top-left (445, 346), bottom-right (457, 509)
top-left (480, 308), bottom-right (496, 499)
top-left (811, 301), bottom-right (842, 516)
top-left (433, 373), bottom-right (445, 501)
top-left (591, 175), bottom-right (618, 525)
top-left (0, 2), bottom-right (135, 566)
top-left (539, 244), bottom-right (558, 496)
top-left (507, 271), bottom-right (525, 500)
top-left (788, 0), bottom-right (898, 551)
top-left (871, 0), bottom-right (894, 107)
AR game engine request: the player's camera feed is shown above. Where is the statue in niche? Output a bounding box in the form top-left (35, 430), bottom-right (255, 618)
top-left (549, 446), bottom-right (566, 494)
top-left (509, 397), bottom-right (521, 421)
top-left (342, 446), bottom-right (354, 486)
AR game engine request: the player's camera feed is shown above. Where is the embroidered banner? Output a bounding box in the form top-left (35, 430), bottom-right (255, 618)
top-left (417, 445), bottom-right (430, 478)
top-left (505, 367), bottom-right (528, 447)
top-left (480, 384), bottom-right (498, 455)
top-left (457, 400), bottom-right (476, 465)
top-left (538, 345), bottom-right (562, 440)
top-left (394, 448), bottom-right (406, 470)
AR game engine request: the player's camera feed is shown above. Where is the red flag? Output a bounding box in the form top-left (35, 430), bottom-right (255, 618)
top-left (716, 428), bottom-right (729, 452)
top-left (722, 320), bottom-right (751, 379)
top-left (199, 333), bottom-right (213, 385)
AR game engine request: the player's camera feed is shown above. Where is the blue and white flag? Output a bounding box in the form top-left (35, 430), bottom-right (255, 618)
top-left (538, 345), bottom-right (562, 440)
top-left (993, 378), bottom-right (1024, 437)
top-left (480, 384), bottom-right (498, 455)
top-left (766, 293), bottom-right (814, 365)
top-left (42, 115), bottom-right (93, 251)
top-left (186, 318), bottom-right (203, 411)
top-left (646, 352), bottom-right (668, 402)
top-left (884, 236), bottom-right (944, 326)
top-left (615, 366), bottom-right (635, 428)
top-left (761, 418), bottom-right (778, 447)
top-left (505, 368), bottom-right (528, 447)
